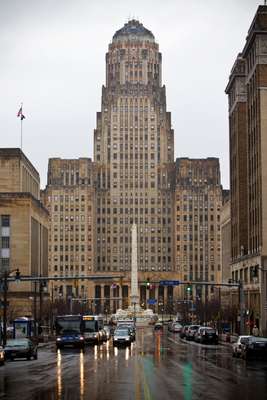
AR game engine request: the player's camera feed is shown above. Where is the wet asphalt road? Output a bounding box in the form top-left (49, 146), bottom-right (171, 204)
top-left (0, 327), bottom-right (267, 400)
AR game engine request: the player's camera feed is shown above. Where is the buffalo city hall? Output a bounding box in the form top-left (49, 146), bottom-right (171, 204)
top-left (41, 20), bottom-right (223, 313)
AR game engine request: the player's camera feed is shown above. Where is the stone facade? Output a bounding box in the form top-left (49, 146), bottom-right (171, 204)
top-left (42, 158), bottom-right (95, 302)
top-left (92, 20), bottom-right (177, 309)
top-left (174, 158), bottom-right (223, 301)
top-left (42, 21), bottom-right (229, 313)
top-left (0, 148), bottom-right (40, 200)
top-left (226, 5), bottom-right (267, 334)
top-left (0, 148), bottom-right (48, 319)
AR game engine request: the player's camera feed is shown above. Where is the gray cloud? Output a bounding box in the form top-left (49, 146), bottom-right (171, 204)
top-left (0, 0), bottom-right (260, 188)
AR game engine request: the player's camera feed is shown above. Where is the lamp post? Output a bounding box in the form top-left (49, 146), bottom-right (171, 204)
top-left (1, 269), bottom-right (21, 345)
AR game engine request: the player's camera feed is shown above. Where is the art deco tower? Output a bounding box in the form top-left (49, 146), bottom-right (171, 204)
top-left (94, 20), bottom-right (174, 281)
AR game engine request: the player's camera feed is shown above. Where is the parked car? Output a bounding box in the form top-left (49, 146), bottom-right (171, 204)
top-left (0, 346), bottom-right (5, 366)
top-left (170, 322), bottom-right (183, 333)
top-left (167, 321), bottom-right (174, 332)
top-left (113, 329), bottom-right (132, 347)
top-left (154, 322), bottom-right (163, 331)
top-left (195, 327), bottom-right (218, 344)
top-left (4, 338), bottom-right (38, 361)
top-left (185, 325), bottom-right (200, 341)
top-left (180, 325), bottom-right (190, 339)
top-left (232, 335), bottom-right (252, 357)
top-left (240, 336), bottom-right (267, 360)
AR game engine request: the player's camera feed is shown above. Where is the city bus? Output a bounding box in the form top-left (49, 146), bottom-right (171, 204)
top-left (82, 315), bottom-right (105, 345)
top-left (55, 315), bottom-right (85, 349)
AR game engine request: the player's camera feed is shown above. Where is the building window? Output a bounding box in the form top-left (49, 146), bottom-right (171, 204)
top-left (1, 237), bottom-right (10, 248)
top-left (1, 215), bottom-right (10, 227)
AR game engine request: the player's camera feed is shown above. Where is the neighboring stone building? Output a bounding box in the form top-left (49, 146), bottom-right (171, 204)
top-left (221, 198), bottom-right (231, 284)
top-left (42, 158), bottom-right (96, 303)
top-left (226, 5), bottom-right (267, 334)
top-left (220, 198), bottom-right (231, 307)
top-left (0, 148), bottom-right (48, 318)
top-left (174, 158), bottom-right (223, 301)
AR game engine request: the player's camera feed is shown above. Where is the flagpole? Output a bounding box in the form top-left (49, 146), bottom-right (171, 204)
top-left (17, 102), bottom-right (25, 150)
top-left (20, 117), bottom-right (23, 150)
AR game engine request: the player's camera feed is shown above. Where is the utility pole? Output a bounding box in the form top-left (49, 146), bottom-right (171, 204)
top-left (3, 271), bottom-right (8, 346)
top-left (39, 282), bottom-right (43, 333)
top-left (239, 281), bottom-right (245, 335)
top-left (33, 281), bottom-right (37, 337)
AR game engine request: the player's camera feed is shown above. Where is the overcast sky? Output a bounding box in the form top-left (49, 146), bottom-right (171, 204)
top-left (0, 0), bottom-right (261, 189)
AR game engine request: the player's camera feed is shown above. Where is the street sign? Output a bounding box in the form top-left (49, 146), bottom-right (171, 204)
top-left (159, 280), bottom-right (180, 286)
top-left (147, 299), bottom-right (157, 305)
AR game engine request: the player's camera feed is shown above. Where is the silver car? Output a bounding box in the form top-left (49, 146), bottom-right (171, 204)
top-left (113, 329), bottom-right (132, 347)
top-left (232, 335), bottom-right (252, 357)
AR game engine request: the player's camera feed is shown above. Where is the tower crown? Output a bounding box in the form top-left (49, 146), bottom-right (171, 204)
top-left (112, 20), bottom-right (155, 43)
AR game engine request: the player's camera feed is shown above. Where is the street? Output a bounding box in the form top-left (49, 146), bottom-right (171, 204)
top-left (0, 327), bottom-right (267, 400)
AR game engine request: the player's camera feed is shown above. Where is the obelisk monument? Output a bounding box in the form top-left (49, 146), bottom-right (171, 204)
top-left (130, 224), bottom-right (139, 306)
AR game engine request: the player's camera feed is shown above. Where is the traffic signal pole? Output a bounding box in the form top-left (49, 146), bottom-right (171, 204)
top-left (3, 272), bottom-right (8, 346)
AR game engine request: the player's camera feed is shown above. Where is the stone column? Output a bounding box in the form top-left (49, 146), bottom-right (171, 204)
top-left (130, 224), bottom-right (139, 306)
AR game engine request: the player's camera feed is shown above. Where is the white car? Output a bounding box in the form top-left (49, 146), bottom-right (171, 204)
top-left (232, 335), bottom-right (252, 357)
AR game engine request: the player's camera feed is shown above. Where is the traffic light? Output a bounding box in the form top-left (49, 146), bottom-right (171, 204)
top-left (186, 283), bottom-right (192, 293)
top-left (146, 278), bottom-right (150, 289)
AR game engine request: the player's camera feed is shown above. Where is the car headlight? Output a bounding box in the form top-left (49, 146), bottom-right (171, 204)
top-left (56, 338), bottom-right (62, 341)
top-left (79, 336), bottom-right (84, 341)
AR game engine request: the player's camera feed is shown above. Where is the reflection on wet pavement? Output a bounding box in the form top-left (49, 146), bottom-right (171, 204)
top-left (0, 328), bottom-right (267, 400)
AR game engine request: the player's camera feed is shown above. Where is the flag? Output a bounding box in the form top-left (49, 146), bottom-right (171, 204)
top-left (17, 106), bottom-right (25, 120)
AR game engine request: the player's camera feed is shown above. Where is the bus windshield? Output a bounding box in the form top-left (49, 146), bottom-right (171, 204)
top-left (84, 320), bottom-right (97, 332)
top-left (55, 317), bottom-right (82, 335)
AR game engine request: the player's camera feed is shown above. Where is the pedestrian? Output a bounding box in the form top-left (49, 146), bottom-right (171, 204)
top-left (252, 324), bottom-right (259, 336)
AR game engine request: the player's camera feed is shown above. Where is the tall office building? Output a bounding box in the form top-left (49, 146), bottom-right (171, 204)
top-left (226, 5), bottom-right (267, 334)
top-left (174, 158), bottom-right (222, 301)
top-left (94, 20), bottom-right (175, 305)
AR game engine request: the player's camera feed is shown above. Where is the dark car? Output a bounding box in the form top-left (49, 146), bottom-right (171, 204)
top-left (118, 325), bottom-right (136, 341)
top-left (154, 322), bottom-right (163, 331)
top-left (195, 327), bottom-right (218, 344)
top-left (4, 338), bottom-right (38, 361)
top-left (113, 329), bottom-right (132, 347)
top-left (240, 337), bottom-right (267, 360)
top-left (56, 330), bottom-right (85, 349)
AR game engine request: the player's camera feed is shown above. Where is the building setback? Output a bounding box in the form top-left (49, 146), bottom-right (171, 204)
top-left (226, 5), bottom-right (267, 335)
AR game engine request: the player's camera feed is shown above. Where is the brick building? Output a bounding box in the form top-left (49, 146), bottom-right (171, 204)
top-left (226, 5), bottom-right (267, 334)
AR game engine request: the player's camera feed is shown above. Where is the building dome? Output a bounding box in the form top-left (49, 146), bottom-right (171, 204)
top-left (112, 20), bottom-right (155, 42)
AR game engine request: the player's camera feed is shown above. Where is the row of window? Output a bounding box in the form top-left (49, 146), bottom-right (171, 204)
top-left (48, 195), bottom-right (90, 203)
top-left (97, 207), bottom-right (171, 214)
